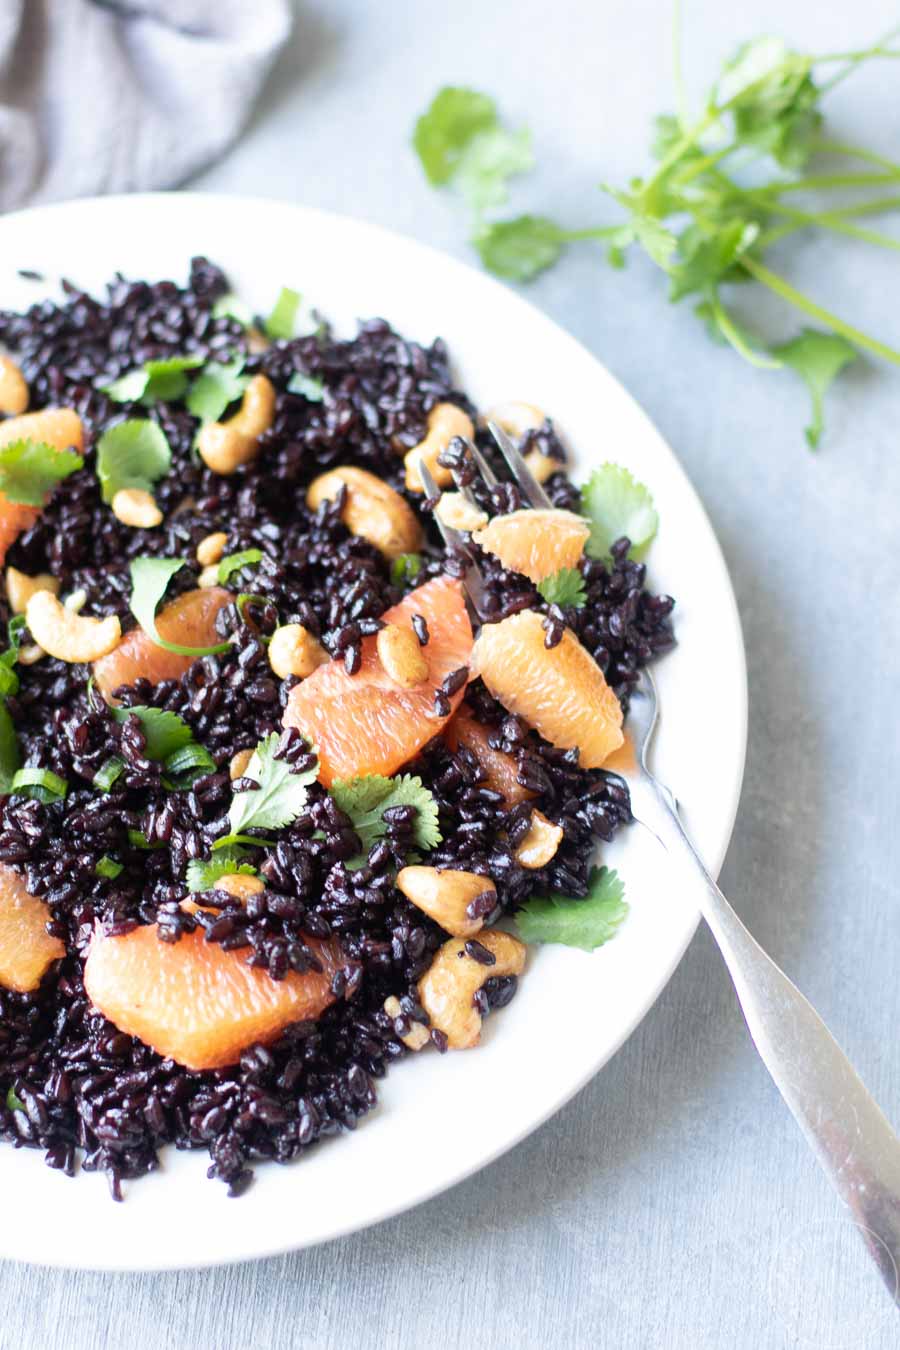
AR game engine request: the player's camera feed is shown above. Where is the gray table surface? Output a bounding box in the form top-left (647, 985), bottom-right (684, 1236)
top-left (3, 1), bottom-right (900, 1346)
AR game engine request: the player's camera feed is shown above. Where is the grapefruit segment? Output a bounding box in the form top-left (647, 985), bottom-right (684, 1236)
top-left (0, 863), bottom-right (65, 993)
top-left (0, 408), bottom-right (84, 567)
top-left (84, 925), bottom-right (344, 1071)
top-left (472, 508), bottom-right (589, 584)
top-left (444, 704), bottom-right (534, 805)
top-left (93, 586), bottom-right (231, 698)
top-left (284, 575), bottom-right (473, 787)
top-left (471, 610), bottom-right (623, 768)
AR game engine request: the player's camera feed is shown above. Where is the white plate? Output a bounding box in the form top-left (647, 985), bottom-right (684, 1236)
top-left (0, 194), bottom-right (747, 1270)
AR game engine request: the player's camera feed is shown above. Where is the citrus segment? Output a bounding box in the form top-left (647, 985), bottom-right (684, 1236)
top-left (472, 508), bottom-right (589, 584)
top-left (0, 863), bottom-right (65, 993)
top-left (284, 575), bottom-right (473, 787)
top-left (0, 408), bottom-right (84, 567)
top-left (471, 610), bottom-right (623, 768)
top-left (444, 703), bottom-right (534, 804)
top-left (84, 925), bottom-right (344, 1071)
top-left (92, 586), bottom-right (231, 698)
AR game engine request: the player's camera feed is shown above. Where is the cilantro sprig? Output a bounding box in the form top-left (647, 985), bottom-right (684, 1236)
top-left (536, 567), bottom-right (587, 609)
top-left (103, 356), bottom-right (204, 406)
top-left (330, 774), bottom-right (441, 857)
top-left (581, 465), bottom-right (658, 562)
top-left (516, 866), bottom-right (628, 951)
top-left (96, 419), bottom-right (172, 504)
top-left (414, 24), bottom-right (900, 445)
top-left (225, 733), bottom-right (318, 838)
top-left (0, 440), bottom-right (83, 506)
top-left (186, 849), bottom-right (258, 893)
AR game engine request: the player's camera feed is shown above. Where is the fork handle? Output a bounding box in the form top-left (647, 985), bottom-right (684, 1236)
top-left (630, 773), bottom-right (900, 1305)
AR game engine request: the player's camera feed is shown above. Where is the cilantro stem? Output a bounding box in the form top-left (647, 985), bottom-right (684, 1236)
top-left (811, 141), bottom-right (900, 176)
top-left (758, 171), bottom-right (900, 195)
top-left (708, 291), bottom-right (782, 369)
top-left (744, 193), bottom-right (900, 252)
top-left (739, 255), bottom-right (900, 366)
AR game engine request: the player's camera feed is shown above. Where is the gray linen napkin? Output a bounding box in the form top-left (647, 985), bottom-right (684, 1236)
top-left (0, 0), bottom-right (292, 211)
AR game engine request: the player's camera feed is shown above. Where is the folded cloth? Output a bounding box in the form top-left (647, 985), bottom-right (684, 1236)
top-left (0, 0), bottom-right (292, 211)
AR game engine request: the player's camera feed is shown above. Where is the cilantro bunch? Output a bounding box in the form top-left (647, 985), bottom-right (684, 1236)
top-left (413, 23), bottom-right (900, 446)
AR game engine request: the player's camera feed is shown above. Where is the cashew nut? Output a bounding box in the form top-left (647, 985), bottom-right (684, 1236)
top-left (215, 873), bottom-right (264, 902)
top-left (196, 531), bottom-right (228, 567)
top-left (112, 487), bottom-right (162, 528)
top-left (514, 809), bottom-right (563, 869)
top-left (25, 591), bottom-right (121, 664)
top-left (396, 866), bottom-right (496, 939)
top-left (435, 492), bottom-right (488, 533)
top-left (229, 748), bottom-right (255, 780)
top-left (198, 565), bottom-right (221, 589)
top-left (307, 466), bottom-right (422, 560)
top-left (0, 356), bottom-right (28, 416)
top-left (268, 623), bottom-right (330, 680)
top-left (376, 623), bottom-right (428, 688)
top-left (5, 567), bottom-right (59, 615)
top-left (384, 994), bottom-right (431, 1051)
top-left (404, 403), bottom-right (474, 494)
top-left (197, 374), bottom-right (276, 475)
top-left (523, 450), bottom-right (557, 485)
top-left (485, 401), bottom-right (545, 438)
top-left (418, 930), bottom-right (526, 1049)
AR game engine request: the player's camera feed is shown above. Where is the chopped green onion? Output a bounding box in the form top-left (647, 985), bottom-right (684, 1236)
top-left (129, 557), bottom-right (230, 657)
top-left (390, 553), bottom-right (423, 586)
top-left (265, 286), bottom-right (301, 340)
top-left (94, 757), bottom-right (124, 792)
top-left (127, 828), bottom-right (164, 851)
top-left (5, 1087), bottom-right (23, 1113)
top-left (10, 767), bottom-right (68, 803)
top-left (212, 832), bottom-right (277, 851)
top-left (95, 855), bottom-right (124, 880)
top-left (287, 372), bottom-right (325, 401)
top-left (163, 742), bottom-right (217, 789)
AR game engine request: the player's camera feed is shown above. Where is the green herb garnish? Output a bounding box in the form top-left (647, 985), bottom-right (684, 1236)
top-left (103, 355), bottom-right (204, 406)
top-left (414, 22), bottom-right (900, 445)
top-left (186, 358), bottom-right (250, 425)
top-left (516, 866), bottom-right (628, 951)
top-left (536, 567), bottom-right (587, 609)
top-left (265, 286), bottom-right (301, 340)
top-left (218, 549), bottom-right (263, 585)
top-left (186, 848), bottom-right (258, 893)
top-left (287, 371), bottom-right (325, 401)
top-left (95, 855), bottom-right (124, 880)
top-left (226, 732), bottom-right (318, 837)
top-left (390, 553), bottom-right (423, 587)
top-left (211, 294), bottom-right (253, 327)
top-left (0, 704), bottom-right (20, 795)
top-left (110, 703), bottom-right (195, 761)
top-left (581, 464), bottom-right (658, 562)
top-left (163, 741), bottom-right (216, 788)
top-left (127, 828), bottom-right (164, 851)
top-left (0, 614), bottom-right (26, 699)
top-left (10, 767), bottom-right (68, 803)
top-left (94, 757), bottom-right (124, 792)
top-left (128, 557), bottom-right (230, 657)
top-left (330, 773), bottom-right (441, 855)
top-left (6, 1087), bottom-right (23, 1113)
top-left (0, 440), bottom-right (83, 506)
top-left (96, 419), bottom-right (172, 504)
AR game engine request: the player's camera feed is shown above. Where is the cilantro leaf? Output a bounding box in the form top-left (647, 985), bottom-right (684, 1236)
top-left (473, 216), bottom-right (567, 281)
top-left (581, 464), bottom-right (658, 561)
top-left (770, 329), bottom-right (857, 448)
top-left (287, 372), bottom-right (325, 401)
top-left (95, 855), bottom-right (123, 880)
top-left (103, 356), bottom-right (204, 406)
top-left (413, 87), bottom-right (498, 185)
top-left (129, 557), bottom-right (230, 657)
top-left (211, 294), bottom-right (253, 326)
top-left (0, 703), bottom-right (20, 795)
top-left (186, 358), bottom-right (250, 424)
top-left (96, 419), bottom-right (172, 504)
top-left (218, 549), bottom-right (262, 585)
top-left (668, 219), bottom-right (760, 303)
top-left (516, 866), bottom-right (628, 951)
top-left (186, 848), bottom-right (257, 893)
top-left (537, 566), bottom-right (587, 608)
top-left (228, 733), bottom-right (318, 835)
top-left (330, 773), bottom-right (441, 855)
top-left (456, 126), bottom-right (534, 212)
top-left (265, 287), bottom-right (301, 340)
top-left (715, 38), bottom-right (821, 170)
top-left (0, 440), bottom-right (83, 507)
top-left (110, 704), bottom-right (193, 760)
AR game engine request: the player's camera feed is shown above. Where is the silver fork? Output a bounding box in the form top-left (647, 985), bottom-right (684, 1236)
top-left (424, 430), bottom-right (900, 1306)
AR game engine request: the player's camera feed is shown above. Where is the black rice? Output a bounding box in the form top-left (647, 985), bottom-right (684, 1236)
top-left (0, 259), bottom-right (674, 1196)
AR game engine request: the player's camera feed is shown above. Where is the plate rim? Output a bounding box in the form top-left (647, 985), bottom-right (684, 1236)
top-left (0, 191), bottom-right (748, 1269)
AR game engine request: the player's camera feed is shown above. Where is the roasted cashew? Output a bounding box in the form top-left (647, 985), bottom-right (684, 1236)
top-left (5, 567), bottom-right (59, 615)
top-left (0, 356), bottom-right (28, 416)
top-left (418, 930), bottom-right (526, 1049)
top-left (25, 590), bottom-right (121, 664)
top-left (307, 465), bottom-right (422, 560)
top-left (384, 994), bottom-right (431, 1051)
top-left (404, 403), bottom-right (474, 494)
top-left (435, 492), bottom-right (488, 533)
top-left (485, 401), bottom-right (545, 438)
top-left (514, 809), bottom-right (563, 869)
top-left (215, 873), bottom-right (264, 902)
top-left (196, 531), bottom-right (228, 567)
top-left (229, 748), bottom-right (255, 780)
top-left (376, 623), bottom-right (428, 688)
top-left (112, 487), bottom-right (162, 528)
top-left (397, 866), bottom-right (496, 939)
top-left (197, 374), bottom-right (276, 475)
top-left (268, 624), bottom-right (330, 680)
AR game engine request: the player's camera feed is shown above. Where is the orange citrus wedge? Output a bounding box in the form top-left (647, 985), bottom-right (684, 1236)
top-left (472, 508), bottom-right (589, 584)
